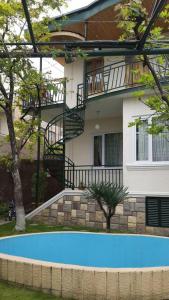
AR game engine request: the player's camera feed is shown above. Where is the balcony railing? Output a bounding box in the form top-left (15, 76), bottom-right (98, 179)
top-left (65, 165), bottom-right (123, 189)
top-left (77, 56), bottom-right (169, 105)
top-left (22, 79), bottom-right (65, 109)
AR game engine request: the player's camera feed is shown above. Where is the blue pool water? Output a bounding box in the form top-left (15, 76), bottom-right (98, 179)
top-left (0, 232), bottom-right (169, 268)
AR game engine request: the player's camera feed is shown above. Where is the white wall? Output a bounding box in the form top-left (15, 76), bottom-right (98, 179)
top-left (123, 97), bottom-right (169, 196)
top-left (64, 56), bottom-right (124, 108)
top-left (64, 58), bottom-right (84, 108)
top-left (0, 112), bottom-right (8, 136)
top-left (66, 116), bottom-right (122, 165)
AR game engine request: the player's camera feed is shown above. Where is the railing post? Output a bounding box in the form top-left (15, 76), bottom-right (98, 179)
top-left (63, 79), bottom-right (66, 190)
top-left (72, 163), bottom-right (75, 190)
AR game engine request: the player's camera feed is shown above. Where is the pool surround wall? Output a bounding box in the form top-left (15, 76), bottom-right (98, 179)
top-left (1, 232), bottom-right (169, 299)
top-left (27, 190), bottom-right (169, 236)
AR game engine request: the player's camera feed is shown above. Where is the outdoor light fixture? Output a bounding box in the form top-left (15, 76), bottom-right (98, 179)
top-left (95, 110), bottom-right (100, 130)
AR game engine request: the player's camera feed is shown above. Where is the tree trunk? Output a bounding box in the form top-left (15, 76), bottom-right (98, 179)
top-left (6, 107), bottom-right (25, 231)
top-left (106, 216), bottom-right (111, 232)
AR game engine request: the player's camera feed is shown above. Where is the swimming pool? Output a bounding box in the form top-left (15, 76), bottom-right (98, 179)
top-left (0, 232), bottom-right (169, 299)
top-left (0, 232), bottom-right (169, 268)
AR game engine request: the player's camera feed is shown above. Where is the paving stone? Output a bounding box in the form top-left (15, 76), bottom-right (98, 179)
top-left (89, 212), bottom-right (96, 222)
top-left (64, 212), bottom-right (71, 221)
top-left (76, 210), bottom-right (85, 218)
top-left (128, 222), bottom-right (136, 229)
top-left (71, 209), bottom-right (76, 217)
top-left (7, 260), bottom-right (15, 282)
top-left (136, 224), bottom-right (145, 233)
top-left (72, 202), bottom-right (80, 210)
top-left (95, 211), bottom-right (103, 222)
top-left (51, 203), bottom-right (58, 210)
top-left (107, 271), bottom-right (119, 300)
top-left (119, 272), bottom-right (131, 299)
top-left (86, 221), bottom-right (95, 228)
top-left (77, 218), bottom-right (86, 226)
top-left (52, 267), bottom-right (61, 296)
top-left (57, 215), bottom-right (64, 224)
top-left (119, 224), bottom-right (128, 231)
top-left (128, 216), bottom-right (136, 224)
top-left (42, 265), bottom-right (52, 290)
top-left (41, 209), bottom-right (50, 217)
top-left (136, 197), bottom-right (145, 203)
top-left (88, 204), bottom-right (96, 212)
top-left (62, 268), bottom-right (73, 299)
top-left (58, 204), bottom-right (63, 212)
top-left (135, 202), bottom-right (145, 212)
top-left (50, 210), bottom-right (57, 217)
top-left (94, 271), bottom-right (106, 298)
top-left (80, 204), bottom-right (88, 211)
top-left (115, 205), bottom-right (123, 215)
top-left (83, 270), bottom-right (95, 299)
top-left (24, 263), bottom-right (33, 286)
top-left (86, 212), bottom-right (89, 221)
top-left (63, 204), bottom-right (71, 212)
top-left (119, 216), bottom-right (128, 225)
top-left (137, 212), bottom-right (145, 224)
top-left (57, 211), bottom-right (64, 216)
top-left (65, 200), bottom-right (72, 205)
top-left (15, 262), bottom-right (24, 284)
top-left (80, 197), bottom-right (88, 204)
top-left (111, 216), bottom-right (119, 224)
top-left (128, 197), bottom-right (136, 203)
top-left (110, 223), bottom-right (120, 230)
top-left (73, 196), bottom-right (81, 202)
top-left (33, 264), bottom-right (41, 289)
top-left (48, 218), bottom-right (57, 226)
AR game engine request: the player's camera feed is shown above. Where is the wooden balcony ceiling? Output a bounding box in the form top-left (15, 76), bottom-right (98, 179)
top-left (51, 0), bottom-right (169, 41)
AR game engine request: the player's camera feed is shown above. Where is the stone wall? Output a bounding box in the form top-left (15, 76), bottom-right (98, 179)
top-left (1, 253), bottom-right (169, 299)
top-left (31, 194), bottom-right (169, 236)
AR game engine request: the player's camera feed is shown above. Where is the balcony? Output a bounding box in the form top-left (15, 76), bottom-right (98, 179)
top-left (22, 79), bottom-right (65, 110)
top-left (77, 57), bottom-right (169, 105)
top-left (65, 165), bottom-right (123, 189)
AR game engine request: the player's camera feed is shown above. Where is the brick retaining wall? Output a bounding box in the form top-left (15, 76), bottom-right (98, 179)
top-left (30, 194), bottom-right (169, 236)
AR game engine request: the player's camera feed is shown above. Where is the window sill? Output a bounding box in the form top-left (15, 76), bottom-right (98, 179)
top-left (126, 163), bottom-right (169, 171)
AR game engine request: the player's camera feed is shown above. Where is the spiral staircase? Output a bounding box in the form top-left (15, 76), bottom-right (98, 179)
top-left (44, 100), bottom-right (86, 189)
top-left (22, 55), bottom-right (169, 192)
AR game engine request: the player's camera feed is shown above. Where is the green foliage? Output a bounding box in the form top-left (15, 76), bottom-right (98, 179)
top-left (116, 0), bottom-right (169, 135)
top-left (0, 202), bottom-right (8, 217)
top-left (86, 182), bottom-right (128, 209)
top-left (85, 183), bottom-right (128, 230)
top-left (0, 155), bottom-right (12, 171)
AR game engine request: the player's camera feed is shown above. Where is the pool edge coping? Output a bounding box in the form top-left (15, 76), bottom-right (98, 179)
top-left (0, 231), bottom-right (169, 272)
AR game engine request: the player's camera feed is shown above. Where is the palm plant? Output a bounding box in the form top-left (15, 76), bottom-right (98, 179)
top-left (85, 183), bottom-right (128, 231)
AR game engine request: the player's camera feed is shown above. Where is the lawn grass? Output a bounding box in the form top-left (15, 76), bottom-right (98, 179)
top-left (0, 281), bottom-right (65, 300)
top-left (0, 221), bottom-right (128, 237)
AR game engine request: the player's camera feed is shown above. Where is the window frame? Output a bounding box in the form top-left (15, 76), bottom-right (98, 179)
top-left (93, 132), bottom-right (123, 167)
top-left (134, 117), bottom-right (169, 164)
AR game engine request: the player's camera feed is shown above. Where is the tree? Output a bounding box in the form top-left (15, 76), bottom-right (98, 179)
top-left (0, 0), bottom-right (66, 231)
top-left (115, 0), bottom-right (169, 134)
top-left (85, 183), bottom-right (128, 231)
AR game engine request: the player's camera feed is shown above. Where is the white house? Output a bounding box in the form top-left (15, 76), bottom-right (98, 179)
top-left (27, 0), bottom-right (169, 234)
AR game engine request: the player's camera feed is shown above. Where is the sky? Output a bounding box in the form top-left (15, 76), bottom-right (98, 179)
top-left (34, 0), bottom-right (94, 79)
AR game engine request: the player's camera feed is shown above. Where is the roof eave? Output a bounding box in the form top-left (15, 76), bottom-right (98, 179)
top-left (49, 0), bottom-right (121, 31)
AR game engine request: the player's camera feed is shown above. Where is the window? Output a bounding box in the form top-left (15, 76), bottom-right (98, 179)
top-left (94, 135), bottom-right (102, 166)
top-left (146, 197), bottom-right (169, 228)
top-left (136, 119), bottom-right (169, 162)
top-left (136, 120), bottom-right (148, 161)
top-left (94, 133), bottom-right (123, 166)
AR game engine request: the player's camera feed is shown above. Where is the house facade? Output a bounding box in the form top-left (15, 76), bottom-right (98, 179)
top-left (27, 0), bottom-right (169, 234)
